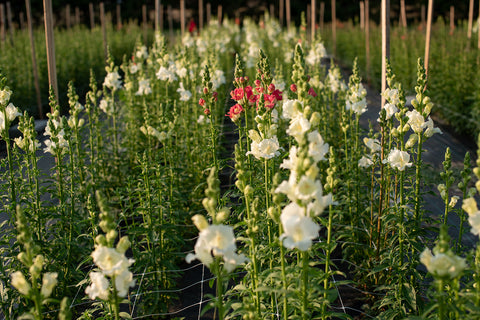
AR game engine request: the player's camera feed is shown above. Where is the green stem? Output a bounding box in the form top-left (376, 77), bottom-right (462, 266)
top-left (323, 203), bottom-right (334, 319)
top-left (301, 250), bottom-right (309, 320)
top-left (414, 135), bottom-right (423, 225)
top-left (215, 260), bottom-right (225, 320)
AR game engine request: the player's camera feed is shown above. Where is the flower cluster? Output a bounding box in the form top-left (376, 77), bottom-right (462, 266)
top-left (186, 214), bottom-right (247, 272)
top-left (358, 137), bottom-right (381, 168)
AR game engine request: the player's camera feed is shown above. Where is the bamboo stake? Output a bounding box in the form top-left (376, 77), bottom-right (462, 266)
top-left (279, 0), bottom-right (284, 26)
top-left (381, 0), bottom-right (390, 108)
top-left (424, 0), bottom-right (433, 77)
top-left (100, 2), bottom-right (108, 62)
top-left (286, 0), bottom-right (291, 30)
top-left (468, 0), bottom-right (474, 39)
top-left (365, 0), bottom-right (370, 83)
top-left (6, 2), bottom-right (13, 44)
top-left (143, 4), bottom-right (147, 43)
top-left (331, 0), bottom-right (336, 56)
top-left (400, 0), bottom-right (407, 28)
top-left (89, 3), bottom-right (95, 29)
top-left (0, 4), bottom-right (6, 45)
top-left (155, 0), bottom-right (160, 31)
top-left (20, 12), bottom-right (25, 30)
top-left (206, 3), bottom-right (211, 26)
top-left (180, 0), bottom-right (185, 37)
top-left (168, 5), bottom-right (173, 40)
top-left (43, 0), bottom-right (58, 108)
top-left (311, 0), bottom-right (316, 42)
top-left (218, 5), bottom-right (222, 25)
top-left (26, 0), bottom-right (43, 118)
top-left (477, 0), bottom-right (480, 49)
top-left (199, 0), bottom-right (203, 30)
top-left (66, 4), bottom-right (71, 29)
top-left (320, 2), bottom-right (324, 30)
top-left (449, 6), bottom-right (454, 35)
top-left (116, 3), bottom-right (122, 30)
top-left (360, 1), bottom-right (364, 30)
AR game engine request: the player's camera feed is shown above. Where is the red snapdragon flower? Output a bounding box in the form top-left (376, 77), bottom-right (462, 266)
top-left (290, 84), bottom-right (297, 92)
top-left (226, 103), bottom-right (244, 122)
top-left (199, 98), bottom-right (206, 106)
top-left (230, 88), bottom-right (244, 101)
top-left (308, 87), bottom-right (317, 97)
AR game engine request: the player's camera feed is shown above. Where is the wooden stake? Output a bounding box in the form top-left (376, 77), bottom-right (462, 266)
top-left (43, 0), bottom-right (58, 108)
top-left (100, 2), bottom-right (108, 62)
top-left (0, 4), bottom-right (5, 45)
top-left (180, 0), bottom-right (185, 36)
top-left (331, 0), bottom-right (336, 56)
top-left (89, 2), bottom-right (95, 29)
top-left (66, 4), bottom-right (71, 29)
top-left (142, 4), bottom-right (147, 43)
top-left (270, 4), bottom-right (274, 17)
top-left (478, 1), bottom-right (480, 49)
top-left (365, 0), bottom-right (370, 83)
top-left (155, 0), bottom-right (160, 31)
top-left (26, 0), bottom-right (43, 118)
top-left (206, 3), bottom-right (211, 26)
top-left (381, 0), bottom-right (390, 108)
top-left (307, 4), bottom-right (311, 30)
top-left (286, 0), bottom-right (291, 30)
top-left (75, 7), bottom-right (80, 25)
top-left (199, 0), bottom-right (204, 30)
top-left (311, 0), bottom-right (316, 42)
top-left (360, 1), bottom-right (364, 29)
top-left (19, 11), bottom-right (25, 30)
top-left (168, 5), bottom-right (173, 40)
top-left (218, 5), bottom-right (222, 25)
top-left (279, 0), bottom-right (284, 26)
top-left (6, 1), bottom-right (13, 44)
top-left (320, 1), bottom-right (324, 30)
top-left (400, 0), bottom-right (407, 28)
top-left (116, 3), bottom-right (122, 30)
top-left (449, 6), bottom-right (454, 34)
top-left (424, 0), bottom-right (433, 77)
top-left (468, 0), bottom-right (474, 39)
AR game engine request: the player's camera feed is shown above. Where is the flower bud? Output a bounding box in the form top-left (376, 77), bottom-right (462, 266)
top-left (244, 185), bottom-right (254, 197)
top-left (192, 214), bottom-right (209, 231)
top-left (96, 234), bottom-right (107, 246)
top-left (405, 133), bottom-right (418, 149)
top-left (216, 207), bottom-right (230, 223)
top-left (11, 271), bottom-right (31, 297)
top-left (106, 230), bottom-right (118, 244)
top-left (116, 236), bottom-right (131, 254)
top-left (310, 112), bottom-right (321, 127)
top-left (41, 272), bottom-right (58, 298)
top-left (29, 255), bottom-right (45, 278)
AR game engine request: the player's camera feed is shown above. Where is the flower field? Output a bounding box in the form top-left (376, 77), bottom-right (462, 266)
top-left (2, 9), bottom-right (480, 320)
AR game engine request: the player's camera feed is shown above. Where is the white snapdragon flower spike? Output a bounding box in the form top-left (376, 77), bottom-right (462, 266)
top-left (275, 174), bottom-right (298, 202)
top-left (246, 136), bottom-right (281, 160)
top-left (15, 136), bottom-right (41, 153)
top-left (307, 188), bottom-right (334, 216)
top-left (136, 46), bottom-right (148, 59)
top-left (346, 98), bottom-right (367, 115)
top-left (177, 82), bottom-right (192, 102)
top-left (103, 71), bottom-right (122, 90)
top-left (85, 271), bottom-right (110, 300)
top-left (287, 115), bottom-right (311, 143)
top-left (11, 271), bottom-right (31, 296)
top-left (156, 66), bottom-right (177, 82)
top-left (5, 103), bottom-right (21, 121)
top-left (186, 224), bottom-right (246, 273)
top-left (91, 246), bottom-right (135, 277)
top-left (384, 149), bottom-right (412, 171)
top-left (406, 110), bottom-right (426, 133)
top-left (420, 249), bottom-right (466, 278)
top-left (462, 197), bottom-right (480, 236)
top-left (295, 176), bottom-right (322, 202)
top-left (308, 130), bottom-right (329, 162)
top-left (306, 42), bottom-right (327, 66)
top-left (382, 88), bottom-right (400, 105)
top-left (282, 99), bottom-right (303, 120)
top-left (346, 83), bottom-right (367, 115)
top-left (364, 137), bottom-right (381, 153)
top-left (424, 117), bottom-right (442, 138)
top-left (0, 88), bottom-right (12, 105)
top-left (99, 99), bottom-right (113, 115)
top-left (280, 202), bottom-right (320, 251)
top-left (40, 272), bottom-right (58, 298)
top-left (383, 103), bottom-right (398, 120)
top-left (129, 63), bottom-right (140, 74)
top-left (115, 269), bottom-right (135, 297)
top-left (358, 155), bottom-right (374, 168)
top-left (136, 79), bottom-right (152, 95)
top-left (280, 145), bottom-right (298, 171)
